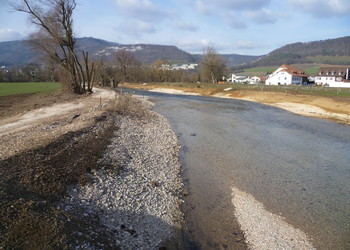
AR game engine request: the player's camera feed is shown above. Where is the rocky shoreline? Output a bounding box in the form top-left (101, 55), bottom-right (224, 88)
top-left (62, 97), bottom-right (185, 249)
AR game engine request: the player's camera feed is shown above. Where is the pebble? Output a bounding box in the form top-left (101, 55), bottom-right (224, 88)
top-left (62, 97), bottom-right (184, 249)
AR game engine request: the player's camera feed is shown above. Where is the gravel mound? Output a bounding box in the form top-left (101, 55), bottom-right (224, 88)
top-left (62, 98), bottom-right (184, 249)
top-left (232, 187), bottom-right (315, 250)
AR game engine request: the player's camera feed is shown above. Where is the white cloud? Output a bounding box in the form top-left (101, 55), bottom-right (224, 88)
top-left (194, 0), bottom-right (272, 17)
top-left (195, 0), bottom-right (211, 14)
top-left (172, 21), bottom-right (199, 31)
top-left (176, 39), bottom-right (213, 53)
top-left (244, 8), bottom-right (276, 23)
top-left (289, 0), bottom-right (350, 17)
top-left (0, 28), bottom-right (24, 42)
top-left (233, 40), bottom-right (264, 50)
top-left (194, 1), bottom-right (275, 29)
top-left (113, 0), bottom-right (172, 22)
top-left (224, 13), bottom-right (247, 29)
top-left (207, 0), bottom-right (271, 10)
top-left (117, 20), bottom-right (156, 38)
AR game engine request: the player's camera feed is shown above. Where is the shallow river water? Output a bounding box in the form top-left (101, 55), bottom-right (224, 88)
top-left (131, 90), bottom-right (350, 249)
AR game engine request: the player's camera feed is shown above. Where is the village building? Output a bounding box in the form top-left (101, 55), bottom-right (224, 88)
top-left (227, 74), bottom-right (261, 84)
top-left (250, 76), bottom-right (261, 84)
top-left (315, 67), bottom-right (350, 88)
top-left (266, 64), bottom-right (308, 86)
top-left (160, 63), bottom-right (198, 71)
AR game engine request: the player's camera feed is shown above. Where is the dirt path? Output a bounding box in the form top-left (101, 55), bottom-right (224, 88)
top-left (0, 88), bottom-right (186, 249)
top-left (0, 88), bottom-right (116, 160)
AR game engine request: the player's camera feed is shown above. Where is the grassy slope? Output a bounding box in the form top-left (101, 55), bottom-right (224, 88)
top-left (243, 66), bottom-right (276, 74)
top-left (0, 82), bottom-right (61, 97)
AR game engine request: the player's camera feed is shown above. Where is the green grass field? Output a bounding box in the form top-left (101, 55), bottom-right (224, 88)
top-left (240, 65), bottom-right (321, 76)
top-left (0, 82), bottom-right (62, 97)
top-left (242, 66), bottom-right (276, 74)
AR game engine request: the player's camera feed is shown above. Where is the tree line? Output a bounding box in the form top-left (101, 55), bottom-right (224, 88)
top-left (0, 47), bottom-right (225, 86)
top-left (8, 0), bottom-right (226, 93)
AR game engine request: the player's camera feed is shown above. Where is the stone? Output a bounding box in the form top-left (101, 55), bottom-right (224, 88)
top-left (151, 181), bottom-right (158, 188)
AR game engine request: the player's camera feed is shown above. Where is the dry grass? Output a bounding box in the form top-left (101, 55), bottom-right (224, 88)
top-left (107, 94), bottom-right (151, 118)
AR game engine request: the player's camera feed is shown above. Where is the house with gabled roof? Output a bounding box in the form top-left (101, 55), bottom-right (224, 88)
top-left (315, 67), bottom-right (350, 88)
top-left (266, 64), bottom-right (309, 86)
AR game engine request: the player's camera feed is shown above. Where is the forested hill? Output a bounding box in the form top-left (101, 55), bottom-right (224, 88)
top-left (251, 36), bottom-right (350, 66)
top-left (1, 36), bottom-right (349, 68)
top-left (0, 38), bottom-right (197, 67)
top-left (0, 37), bottom-right (259, 67)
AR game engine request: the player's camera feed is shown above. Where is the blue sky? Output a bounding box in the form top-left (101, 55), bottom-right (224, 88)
top-left (0, 0), bottom-right (349, 55)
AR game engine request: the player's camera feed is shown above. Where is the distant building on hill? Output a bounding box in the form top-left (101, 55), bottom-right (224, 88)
top-left (227, 74), bottom-right (262, 84)
top-left (266, 65), bottom-right (308, 86)
top-left (315, 67), bottom-right (350, 88)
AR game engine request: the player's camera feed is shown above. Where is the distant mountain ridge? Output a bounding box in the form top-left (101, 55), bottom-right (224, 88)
top-left (250, 36), bottom-right (350, 67)
top-left (0, 37), bottom-right (261, 67)
top-left (1, 36), bottom-right (349, 68)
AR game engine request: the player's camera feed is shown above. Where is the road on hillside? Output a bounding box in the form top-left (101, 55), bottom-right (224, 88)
top-left (130, 89), bottom-right (350, 250)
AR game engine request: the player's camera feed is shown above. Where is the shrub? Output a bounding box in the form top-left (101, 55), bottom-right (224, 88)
top-left (108, 94), bottom-right (150, 118)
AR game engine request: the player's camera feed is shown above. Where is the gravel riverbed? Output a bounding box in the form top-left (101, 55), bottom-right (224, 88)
top-left (61, 98), bottom-right (184, 249)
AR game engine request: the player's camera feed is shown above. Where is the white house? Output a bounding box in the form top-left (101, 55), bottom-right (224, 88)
top-left (266, 65), bottom-right (308, 86)
top-left (315, 67), bottom-right (350, 88)
top-left (227, 74), bottom-right (262, 84)
top-left (250, 76), bottom-right (261, 84)
top-left (228, 74), bottom-right (247, 83)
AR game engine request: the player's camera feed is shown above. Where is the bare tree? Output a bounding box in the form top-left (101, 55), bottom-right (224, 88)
top-left (113, 50), bottom-right (139, 83)
top-left (13, 0), bottom-right (94, 94)
top-left (95, 57), bottom-right (108, 86)
top-left (105, 66), bottom-right (119, 88)
top-left (200, 46), bottom-right (226, 84)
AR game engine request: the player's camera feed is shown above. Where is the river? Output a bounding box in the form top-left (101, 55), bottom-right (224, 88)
top-left (130, 90), bottom-right (350, 249)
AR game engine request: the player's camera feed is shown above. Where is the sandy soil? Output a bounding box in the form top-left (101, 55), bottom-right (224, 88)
top-left (0, 88), bottom-right (115, 160)
top-left (226, 90), bottom-right (350, 125)
top-left (0, 88), bottom-right (120, 248)
top-left (149, 88), bottom-right (201, 96)
top-left (125, 84), bottom-right (350, 125)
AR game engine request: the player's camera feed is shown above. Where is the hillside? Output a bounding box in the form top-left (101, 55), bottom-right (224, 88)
top-left (0, 40), bottom-right (39, 67)
top-left (0, 37), bottom-right (260, 67)
top-left (80, 38), bottom-right (199, 64)
top-left (2, 36), bottom-right (348, 68)
top-left (251, 36), bottom-right (350, 67)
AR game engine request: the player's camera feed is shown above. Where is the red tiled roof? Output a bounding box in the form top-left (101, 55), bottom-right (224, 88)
top-left (277, 65), bottom-right (308, 77)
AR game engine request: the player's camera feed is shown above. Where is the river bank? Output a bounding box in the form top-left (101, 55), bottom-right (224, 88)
top-left (0, 90), bottom-right (185, 248)
top-left (152, 93), bottom-right (340, 249)
top-left (62, 96), bottom-right (185, 249)
top-left (2, 86), bottom-right (348, 249)
top-left (124, 83), bottom-right (350, 125)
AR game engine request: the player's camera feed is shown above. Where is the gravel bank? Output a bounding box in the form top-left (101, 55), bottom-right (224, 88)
top-left (62, 97), bottom-right (184, 249)
top-left (232, 187), bottom-right (315, 250)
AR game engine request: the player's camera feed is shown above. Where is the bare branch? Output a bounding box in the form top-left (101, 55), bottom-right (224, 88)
top-left (13, 0), bottom-right (92, 94)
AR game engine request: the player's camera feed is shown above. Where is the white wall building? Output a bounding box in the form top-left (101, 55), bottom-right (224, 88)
top-left (250, 76), bottom-right (260, 84)
top-left (227, 74), bottom-right (261, 84)
top-left (266, 65), bottom-right (308, 86)
top-left (315, 67), bottom-right (350, 88)
top-left (228, 74), bottom-right (246, 83)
